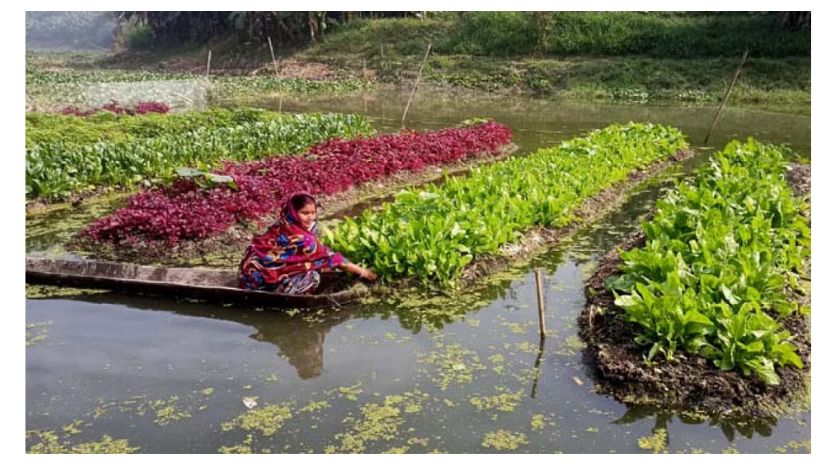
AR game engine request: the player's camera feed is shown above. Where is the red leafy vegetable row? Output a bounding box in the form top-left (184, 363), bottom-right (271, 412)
top-left (84, 121), bottom-right (512, 246)
top-left (61, 100), bottom-right (171, 117)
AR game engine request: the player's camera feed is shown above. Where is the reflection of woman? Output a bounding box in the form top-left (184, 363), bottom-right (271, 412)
top-left (238, 193), bottom-right (377, 295)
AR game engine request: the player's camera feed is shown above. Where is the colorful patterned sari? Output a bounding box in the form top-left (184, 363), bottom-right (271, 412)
top-left (238, 197), bottom-right (346, 294)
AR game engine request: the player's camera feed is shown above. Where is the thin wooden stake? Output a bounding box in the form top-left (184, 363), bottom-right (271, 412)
top-left (703, 50), bottom-right (748, 145)
top-left (267, 36), bottom-right (283, 112)
top-left (400, 43), bottom-right (432, 128)
top-left (530, 335), bottom-right (547, 398)
top-left (205, 50), bottom-right (212, 80)
top-left (267, 36), bottom-right (276, 64)
top-left (535, 269), bottom-right (547, 338)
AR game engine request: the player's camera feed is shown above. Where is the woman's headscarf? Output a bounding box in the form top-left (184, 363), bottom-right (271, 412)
top-left (238, 192), bottom-right (346, 289)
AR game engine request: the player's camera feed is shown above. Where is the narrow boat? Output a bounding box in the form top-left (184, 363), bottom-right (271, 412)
top-left (25, 256), bottom-right (369, 308)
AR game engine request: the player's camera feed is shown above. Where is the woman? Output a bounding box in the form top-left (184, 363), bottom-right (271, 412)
top-left (238, 192), bottom-right (378, 294)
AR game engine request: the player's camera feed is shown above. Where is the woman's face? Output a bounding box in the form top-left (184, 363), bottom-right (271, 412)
top-left (296, 202), bottom-right (317, 228)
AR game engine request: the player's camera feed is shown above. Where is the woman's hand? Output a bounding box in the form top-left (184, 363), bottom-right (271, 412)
top-left (359, 268), bottom-right (378, 282)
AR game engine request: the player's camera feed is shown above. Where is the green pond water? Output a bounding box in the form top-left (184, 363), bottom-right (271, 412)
top-left (26, 88), bottom-right (810, 453)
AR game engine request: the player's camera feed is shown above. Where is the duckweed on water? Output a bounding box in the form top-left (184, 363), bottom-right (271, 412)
top-left (637, 428), bottom-right (668, 453)
top-left (420, 338), bottom-right (487, 390)
top-left (500, 321), bottom-right (529, 334)
top-left (531, 414), bottom-right (545, 431)
top-left (774, 439), bottom-right (811, 453)
top-left (338, 382), bottom-right (364, 401)
top-left (26, 321), bottom-right (52, 347)
top-left (218, 444), bottom-right (253, 454)
top-left (554, 335), bottom-right (587, 356)
top-left (221, 402), bottom-right (293, 436)
top-left (325, 392), bottom-right (427, 454)
top-left (385, 446), bottom-right (409, 453)
top-left (29, 430), bottom-right (139, 454)
top-left (26, 284), bottom-right (108, 299)
top-left (299, 400), bottom-right (330, 413)
top-left (481, 429), bottom-right (528, 451)
top-left (149, 396), bottom-right (192, 426)
top-left (469, 388), bottom-right (525, 413)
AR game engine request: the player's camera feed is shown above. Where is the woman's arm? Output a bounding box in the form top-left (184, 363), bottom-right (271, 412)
top-left (340, 261), bottom-right (378, 281)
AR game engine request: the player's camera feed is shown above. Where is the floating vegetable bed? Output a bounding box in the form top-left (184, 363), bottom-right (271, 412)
top-left (82, 121), bottom-right (512, 246)
top-left (26, 108), bottom-right (373, 200)
top-left (580, 139), bottom-right (810, 418)
top-left (325, 123), bottom-right (688, 287)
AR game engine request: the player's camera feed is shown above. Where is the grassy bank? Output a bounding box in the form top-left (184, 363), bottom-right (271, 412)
top-left (26, 13), bottom-right (810, 109)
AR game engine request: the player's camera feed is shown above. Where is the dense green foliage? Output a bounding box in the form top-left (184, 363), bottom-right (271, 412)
top-left (325, 123), bottom-right (686, 286)
top-left (308, 12), bottom-right (809, 59)
top-left (534, 12), bottom-right (809, 58)
top-left (26, 109), bottom-right (374, 200)
top-left (27, 107), bottom-right (279, 146)
top-left (610, 139), bottom-right (809, 384)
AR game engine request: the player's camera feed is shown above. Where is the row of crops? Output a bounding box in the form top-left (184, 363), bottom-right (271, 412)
top-left (324, 123), bottom-right (687, 286)
top-left (26, 67), bottom-right (367, 112)
top-left (609, 139), bottom-right (809, 384)
top-left (83, 121), bottom-right (512, 245)
top-left (26, 108), bottom-right (374, 200)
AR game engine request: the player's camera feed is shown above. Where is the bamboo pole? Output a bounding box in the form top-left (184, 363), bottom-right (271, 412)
top-left (400, 43), bottom-right (432, 128)
top-left (205, 50), bottom-right (212, 80)
top-left (530, 336), bottom-right (547, 398)
top-left (267, 36), bottom-right (283, 112)
top-left (703, 50), bottom-right (749, 145)
top-left (267, 36), bottom-right (276, 64)
top-left (535, 269), bottom-right (547, 338)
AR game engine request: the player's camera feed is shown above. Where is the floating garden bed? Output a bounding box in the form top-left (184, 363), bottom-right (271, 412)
top-left (325, 123), bottom-right (689, 287)
top-left (579, 139), bottom-right (811, 418)
top-left (78, 121), bottom-right (513, 256)
top-left (26, 108), bottom-right (373, 201)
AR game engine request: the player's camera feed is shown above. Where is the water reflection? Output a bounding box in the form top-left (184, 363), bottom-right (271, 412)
top-left (614, 404), bottom-right (779, 443)
top-left (60, 292), bottom-right (358, 380)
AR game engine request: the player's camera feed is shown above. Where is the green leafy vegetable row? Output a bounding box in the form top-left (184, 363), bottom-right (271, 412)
top-left (26, 110), bottom-right (374, 200)
top-left (324, 122), bottom-right (687, 286)
top-left (26, 107), bottom-right (291, 147)
top-left (610, 138), bottom-right (810, 385)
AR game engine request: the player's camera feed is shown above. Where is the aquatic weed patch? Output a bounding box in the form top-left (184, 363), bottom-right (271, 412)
top-left (28, 430), bottom-right (140, 454)
top-left (221, 402), bottom-right (294, 436)
top-left (481, 429), bottom-right (528, 450)
top-left (326, 123), bottom-right (686, 287)
top-left (25, 321), bottom-right (53, 347)
top-left (419, 337), bottom-right (487, 390)
top-left (469, 387), bottom-right (525, 413)
top-left (324, 391), bottom-right (428, 453)
top-left (83, 121), bottom-right (510, 246)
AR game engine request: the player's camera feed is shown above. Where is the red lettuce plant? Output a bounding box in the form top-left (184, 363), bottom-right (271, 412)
top-left (83, 121), bottom-right (511, 246)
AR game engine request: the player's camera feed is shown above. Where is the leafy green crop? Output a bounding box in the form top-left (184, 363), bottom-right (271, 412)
top-left (611, 138), bottom-right (809, 384)
top-left (325, 123), bottom-right (686, 286)
top-left (25, 109), bottom-right (374, 200)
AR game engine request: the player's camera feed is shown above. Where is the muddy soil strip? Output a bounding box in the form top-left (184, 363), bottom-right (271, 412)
top-left (576, 162), bottom-right (811, 419)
